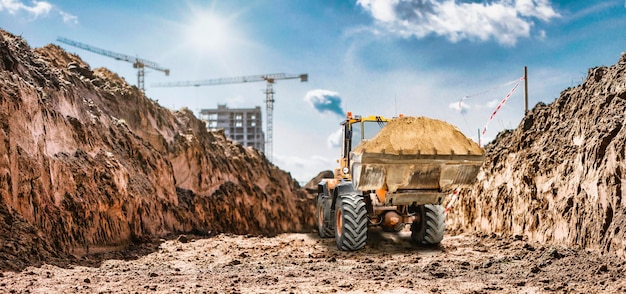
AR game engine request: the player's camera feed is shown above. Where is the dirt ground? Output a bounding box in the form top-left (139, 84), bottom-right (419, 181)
top-left (1, 229), bottom-right (625, 294)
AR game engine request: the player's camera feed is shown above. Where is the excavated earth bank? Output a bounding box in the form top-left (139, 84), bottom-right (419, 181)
top-left (448, 52), bottom-right (626, 258)
top-left (0, 29), bottom-right (314, 271)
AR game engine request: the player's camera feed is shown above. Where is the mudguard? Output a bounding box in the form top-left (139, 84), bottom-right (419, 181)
top-left (331, 181), bottom-right (357, 209)
top-left (317, 181), bottom-right (330, 197)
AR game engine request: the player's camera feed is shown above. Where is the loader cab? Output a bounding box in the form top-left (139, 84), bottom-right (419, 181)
top-left (339, 113), bottom-right (390, 178)
top-left (346, 120), bottom-right (387, 152)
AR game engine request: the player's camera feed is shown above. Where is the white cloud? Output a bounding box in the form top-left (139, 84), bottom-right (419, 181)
top-left (327, 127), bottom-right (343, 148)
top-left (449, 100), bottom-right (470, 113)
top-left (0, 0), bottom-right (51, 16)
top-left (515, 0), bottom-right (559, 21)
top-left (0, 0), bottom-right (77, 23)
top-left (362, 0), bottom-right (398, 22)
top-left (272, 153), bottom-right (336, 183)
top-left (59, 10), bottom-right (77, 24)
top-left (486, 99), bottom-right (501, 108)
top-left (357, 0), bottom-right (559, 46)
top-left (458, 97), bottom-right (508, 111)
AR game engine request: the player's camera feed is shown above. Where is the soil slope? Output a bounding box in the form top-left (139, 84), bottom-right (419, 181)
top-left (0, 29), bottom-right (314, 271)
top-left (448, 53), bottom-right (626, 258)
top-left (302, 170), bottom-right (334, 193)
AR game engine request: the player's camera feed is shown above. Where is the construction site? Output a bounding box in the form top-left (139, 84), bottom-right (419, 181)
top-left (1, 18), bottom-right (626, 294)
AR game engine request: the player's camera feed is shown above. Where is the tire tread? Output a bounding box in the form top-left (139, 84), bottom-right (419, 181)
top-left (336, 194), bottom-right (367, 250)
top-left (411, 204), bottom-right (446, 245)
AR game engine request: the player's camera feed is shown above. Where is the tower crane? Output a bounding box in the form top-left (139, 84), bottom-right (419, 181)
top-left (152, 73), bottom-right (308, 161)
top-left (56, 37), bottom-right (169, 92)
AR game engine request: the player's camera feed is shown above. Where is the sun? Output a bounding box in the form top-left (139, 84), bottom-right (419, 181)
top-left (174, 3), bottom-right (261, 71)
top-left (184, 10), bottom-right (236, 55)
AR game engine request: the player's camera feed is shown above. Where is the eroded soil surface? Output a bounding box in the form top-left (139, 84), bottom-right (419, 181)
top-left (2, 230), bottom-right (625, 293)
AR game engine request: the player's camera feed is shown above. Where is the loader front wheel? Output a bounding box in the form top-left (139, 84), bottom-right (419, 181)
top-left (335, 193), bottom-right (367, 251)
top-left (411, 204), bottom-right (446, 245)
top-left (316, 194), bottom-right (334, 238)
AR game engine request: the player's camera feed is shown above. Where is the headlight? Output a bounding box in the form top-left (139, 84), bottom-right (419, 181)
top-left (342, 167), bottom-right (350, 174)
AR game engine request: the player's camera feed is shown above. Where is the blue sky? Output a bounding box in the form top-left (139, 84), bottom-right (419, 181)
top-left (1, 0), bottom-right (625, 183)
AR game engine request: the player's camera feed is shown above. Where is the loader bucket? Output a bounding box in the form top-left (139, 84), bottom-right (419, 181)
top-left (351, 152), bottom-right (483, 192)
top-left (348, 116), bottom-right (484, 193)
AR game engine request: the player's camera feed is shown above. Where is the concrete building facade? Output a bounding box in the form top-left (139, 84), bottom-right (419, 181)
top-left (198, 104), bottom-right (265, 151)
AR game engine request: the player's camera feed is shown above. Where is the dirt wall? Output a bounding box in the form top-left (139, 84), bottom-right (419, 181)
top-left (0, 29), bottom-right (314, 270)
top-left (448, 53), bottom-right (626, 258)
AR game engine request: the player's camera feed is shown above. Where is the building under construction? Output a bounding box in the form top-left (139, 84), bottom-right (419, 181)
top-left (199, 105), bottom-right (265, 151)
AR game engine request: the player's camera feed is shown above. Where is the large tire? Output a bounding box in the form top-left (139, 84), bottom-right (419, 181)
top-left (316, 194), bottom-right (334, 238)
top-left (335, 193), bottom-right (367, 250)
top-left (411, 204), bottom-right (446, 245)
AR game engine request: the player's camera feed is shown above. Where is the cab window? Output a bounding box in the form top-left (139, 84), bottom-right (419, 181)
top-left (350, 120), bottom-right (387, 151)
top-left (362, 121), bottom-right (386, 140)
top-left (351, 122), bottom-right (362, 150)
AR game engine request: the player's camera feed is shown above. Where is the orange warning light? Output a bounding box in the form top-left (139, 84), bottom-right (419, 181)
top-left (346, 111), bottom-right (353, 119)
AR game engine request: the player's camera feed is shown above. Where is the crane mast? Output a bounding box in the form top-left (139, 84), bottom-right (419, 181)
top-left (265, 80), bottom-right (275, 160)
top-left (152, 73), bottom-right (308, 161)
top-left (56, 37), bottom-right (169, 92)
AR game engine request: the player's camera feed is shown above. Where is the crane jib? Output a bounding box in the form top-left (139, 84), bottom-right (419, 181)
top-left (148, 72), bottom-right (308, 162)
top-left (56, 37), bottom-right (170, 92)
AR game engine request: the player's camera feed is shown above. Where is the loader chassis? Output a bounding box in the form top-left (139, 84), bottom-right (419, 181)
top-left (317, 179), bottom-right (445, 250)
top-left (316, 114), bottom-right (454, 251)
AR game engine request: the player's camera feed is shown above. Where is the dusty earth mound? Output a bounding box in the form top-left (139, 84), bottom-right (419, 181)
top-left (448, 52), bottom-right (626, 258)
top-left (302, 170), bottom-right (334, 193)
top-left (0, 29), bottom-right (314, 271)
top-left (355, 116), bottom-right (484, 155)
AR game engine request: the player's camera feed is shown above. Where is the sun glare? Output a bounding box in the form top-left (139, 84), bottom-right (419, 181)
top-left (185, 11), bottom-right (234, 54)
top-left (176, 3), bottom-right (261, 71)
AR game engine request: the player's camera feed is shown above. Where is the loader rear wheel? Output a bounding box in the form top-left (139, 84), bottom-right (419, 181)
top-left (411, 204), bottom-right (446, 245)
top-left (335, 193), bottom-right (367, 251)
top-left (316, 194), bottom-right (334, 238)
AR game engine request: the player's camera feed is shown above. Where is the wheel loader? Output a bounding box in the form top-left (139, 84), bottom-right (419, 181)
top-left (316, 112), bottom-right (484, 251)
